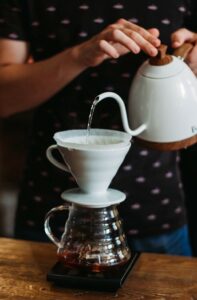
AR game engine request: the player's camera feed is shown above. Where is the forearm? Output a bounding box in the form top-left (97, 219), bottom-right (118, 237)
top-left (0, 46), bottom-right (87, 117)
top-left (0, 18), bottom-right (161, 118)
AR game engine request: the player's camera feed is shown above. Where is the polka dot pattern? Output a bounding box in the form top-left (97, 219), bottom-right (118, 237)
top-left (0, 0), bottom-right (194, 240)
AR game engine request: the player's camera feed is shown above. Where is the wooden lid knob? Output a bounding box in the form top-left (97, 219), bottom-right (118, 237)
top-left (149, 44), bottom-right (173, 66)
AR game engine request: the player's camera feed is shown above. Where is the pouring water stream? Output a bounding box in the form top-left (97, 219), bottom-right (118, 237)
top-left (86, 92), bottom-right (147, 143)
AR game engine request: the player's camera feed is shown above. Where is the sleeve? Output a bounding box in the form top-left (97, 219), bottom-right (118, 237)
top-left (0, 0), bottom-right (29, 41)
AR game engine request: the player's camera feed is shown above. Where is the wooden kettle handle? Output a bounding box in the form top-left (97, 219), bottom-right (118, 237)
top-left (150, 43), bottom-right (193, 66)
top-left (173, 42), bottom-right (193, 60)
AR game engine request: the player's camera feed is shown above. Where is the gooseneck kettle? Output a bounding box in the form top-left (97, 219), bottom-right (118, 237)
top-left (96, 43), bottom-right (197, 151)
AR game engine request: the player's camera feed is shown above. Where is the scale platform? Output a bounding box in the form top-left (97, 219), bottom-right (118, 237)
top-left (47, 252), bottom-right (140, 292)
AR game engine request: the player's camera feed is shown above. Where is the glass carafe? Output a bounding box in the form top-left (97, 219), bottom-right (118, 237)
top-left (44, 203), bottom-right (131, 272)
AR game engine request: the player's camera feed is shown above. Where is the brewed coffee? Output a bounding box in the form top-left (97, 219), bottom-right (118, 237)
top-left (45, 204), bottom-right (131, 272)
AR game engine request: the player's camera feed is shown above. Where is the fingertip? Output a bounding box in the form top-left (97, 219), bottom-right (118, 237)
top-left (149, 48), bottom-right (158, 57)
top-left (155, 38), bottom-right (161, 47)
top-left (148, 28), bottom-right (160, 38)
top-left (133, 46), bottom-right (140, 54)
top-left (113, 52), bottom-right (120, 59)
top-left (172, 41), bottom-right (182, 48)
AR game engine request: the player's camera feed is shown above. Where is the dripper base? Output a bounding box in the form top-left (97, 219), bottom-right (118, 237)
top-left (61, 188), bottom-right (126, 208)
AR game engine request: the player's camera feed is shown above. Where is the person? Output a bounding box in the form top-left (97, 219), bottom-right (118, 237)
top-left (0, 0), bottom-right (196, 256)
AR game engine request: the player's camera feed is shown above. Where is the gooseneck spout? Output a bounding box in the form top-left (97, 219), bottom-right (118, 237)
top-left (95, 92), bottom-right (146, 136)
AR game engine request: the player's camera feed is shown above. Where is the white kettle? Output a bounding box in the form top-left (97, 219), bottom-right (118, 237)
top-left (96, 43), bottom-right (197, 150)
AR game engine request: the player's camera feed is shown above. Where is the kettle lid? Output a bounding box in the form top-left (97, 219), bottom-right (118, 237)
top-left (139, 44), bottom-right (184, 79)
top-left (139, 56), bottom-right (184, 78)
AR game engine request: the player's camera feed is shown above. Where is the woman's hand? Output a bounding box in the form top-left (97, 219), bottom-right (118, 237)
top-left (74, 18), bottom-right (160, 67)
top-left (171, 28), bottom-right (197, 75)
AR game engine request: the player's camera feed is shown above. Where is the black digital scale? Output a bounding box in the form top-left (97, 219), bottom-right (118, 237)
top-left (47, 252), bottom-right (139, 292)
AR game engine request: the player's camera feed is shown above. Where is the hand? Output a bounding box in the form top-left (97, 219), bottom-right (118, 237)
top-left (171, 28), bottom-right (197, 75)
top-left (75, 18), bottom-right (160, 67)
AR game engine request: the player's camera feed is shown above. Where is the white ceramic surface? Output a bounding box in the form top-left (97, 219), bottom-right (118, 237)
top-left (61, 188), bottom-right (126, 208)
top-left (53, 128), bottom-right (131, 149)
top-left (139, 55), bottom-right (183, 78)
top-left (128, 56), bottom-right (197, 142)
top-left (46, 129), bottom-right (131, 195)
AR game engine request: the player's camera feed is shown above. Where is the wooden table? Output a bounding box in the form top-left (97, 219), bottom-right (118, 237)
top-left (0, 238), bottom-right (197, 299)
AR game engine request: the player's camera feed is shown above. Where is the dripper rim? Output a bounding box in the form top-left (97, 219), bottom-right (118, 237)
top-left (53, 128), bottom-right (132, 151)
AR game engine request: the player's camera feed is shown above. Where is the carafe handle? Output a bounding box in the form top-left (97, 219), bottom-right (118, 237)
top-left (44, 204), bottom-right (69, 247)
top-left (46, 145), bottom-right (69, 172)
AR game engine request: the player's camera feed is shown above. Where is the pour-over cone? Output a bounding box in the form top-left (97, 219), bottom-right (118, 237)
top-left (46, 129), bottom-right (131, 194)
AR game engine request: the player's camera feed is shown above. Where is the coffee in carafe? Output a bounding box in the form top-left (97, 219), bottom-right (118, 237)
top-left (47, 204), bottom-right (131, 272)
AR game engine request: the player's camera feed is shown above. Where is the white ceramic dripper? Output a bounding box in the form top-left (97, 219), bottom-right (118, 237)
top-left (46, 128), bottom-right (131, 207)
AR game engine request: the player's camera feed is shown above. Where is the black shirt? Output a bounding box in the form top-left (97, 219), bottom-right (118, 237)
top-left (0, 0), bottom-right (196, 241)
